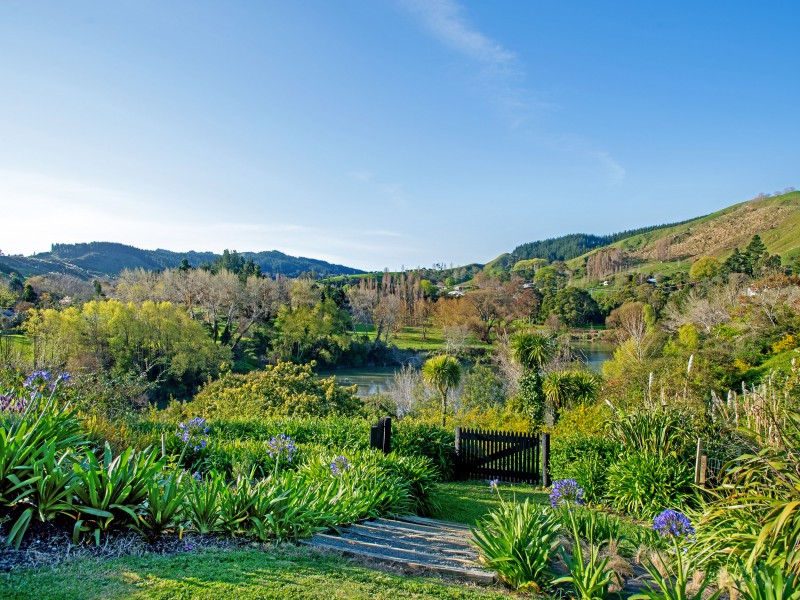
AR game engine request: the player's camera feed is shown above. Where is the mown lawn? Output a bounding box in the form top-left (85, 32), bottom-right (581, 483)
top-left (437, 480), bottom-right (549, 526)
top-left (0, 544), bottom-right (511, 600)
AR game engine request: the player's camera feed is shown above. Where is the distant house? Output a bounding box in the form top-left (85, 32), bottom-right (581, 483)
top-left (601, 281), bottom-right (610, 286)
top-left (448, 290), bottom-right (465, 297)
top-left (522, 283), bottom-right (535, 289)
top-left (647, 278), bottom-right (657, 284)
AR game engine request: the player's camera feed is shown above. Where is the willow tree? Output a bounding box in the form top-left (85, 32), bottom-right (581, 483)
top-left (421, 355), bottom-right (462, 427)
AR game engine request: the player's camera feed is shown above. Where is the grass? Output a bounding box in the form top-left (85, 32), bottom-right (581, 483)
top-left (437, 481), bottom-right (549, 526)
top-left (355, 325), bottom-right (490, 352)
top-left (0, 544), bottom-right (512, 600)
top-left (745, 346), bottom-right (799, 381)
top-left (0, 333), bottom-right (32, 362)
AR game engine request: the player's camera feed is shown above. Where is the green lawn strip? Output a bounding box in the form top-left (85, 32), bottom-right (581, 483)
top-left (436, 481), bottom-right (549, 526)
top-left (0, 545), bottom-right (512, 600)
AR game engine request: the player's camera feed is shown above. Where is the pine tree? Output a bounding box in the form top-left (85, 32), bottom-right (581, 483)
top-left (744, 235), bottom-right (768, 275)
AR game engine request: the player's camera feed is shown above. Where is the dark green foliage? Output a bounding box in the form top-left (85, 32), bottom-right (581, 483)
top-left (392, 422), bottom-right (456, 479)
top-left (605, 452), bottom-right (695, 519)
top-left (552, 286), bottom-right (601, 326)
top-left (21, 283), bottom-right (37, 303)
top-left (725, 234), bottom-right (782, 276)
top-left (549, 436), bottom-right (617, 503)
top-left (516, 371), bottom-right (545, 430)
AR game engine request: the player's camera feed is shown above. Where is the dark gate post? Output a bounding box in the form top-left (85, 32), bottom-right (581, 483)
top-left (454, 427), bottom-right (462, 479)
top-left (541, 432), bottom-right (551, 487)
top-left (370, 416), bottom-right (392, 454)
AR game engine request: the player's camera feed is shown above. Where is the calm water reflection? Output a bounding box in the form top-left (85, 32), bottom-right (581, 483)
top-left (321, 342), bottom-right (614, 397)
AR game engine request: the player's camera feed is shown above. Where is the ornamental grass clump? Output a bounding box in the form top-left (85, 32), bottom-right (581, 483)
top-left (471, 480), bottom-right (561, 592)
top-left (631, 509), bottom-right (720, 600)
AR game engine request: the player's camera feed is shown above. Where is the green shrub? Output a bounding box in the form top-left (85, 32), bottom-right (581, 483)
top-left (133, 470), bottom-right (186, 541)
top-left (605, 451), bottom-right (695, 519)
top-left (549, 435), bottom-right (617, 503)
top-left (471, 499), bottom-right (561, 592)
top-left (183, 470), bottom-right (226, 534)
top-left (250, 471), bottom-right (338, 541)
top-left (393, 421), bottom-right (455, 479)
top-left (189, 362), bottom-right (363, 420)
top-left (374, 452), bottom-right (441, 517)
top-left (71, 444), bottom-right (166, 544)
top-left (608, 408), bottom-right (693, 460)
top-left (298, 449), bottom-right (415, 518)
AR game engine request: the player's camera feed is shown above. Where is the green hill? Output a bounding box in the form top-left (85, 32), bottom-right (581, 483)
top-left (566, 190), bottom-right (800, 277)
top-left (0, 242), bottom-right (364, 279)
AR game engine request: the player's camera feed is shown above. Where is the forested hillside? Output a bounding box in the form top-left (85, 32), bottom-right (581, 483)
top-left (0, 242), bottom-right (364, 279)
top-left (511, 221), bottom-right (696, 263)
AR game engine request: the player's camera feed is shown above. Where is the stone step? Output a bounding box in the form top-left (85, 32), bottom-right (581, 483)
top-left (394, 515), bottom-right (473, 533)
top-left (348, 522), bottom-right (471, 548)
top-left (305, 536), bottom-right (495, 584)
top-left (306, 516), bottom-right (495, 585)
top-left (339, 527), bottom-right (477, 559)
top-left (313, 533), bottom-right (479, 567)
top-left (364, 519), bottom-right (470, 544)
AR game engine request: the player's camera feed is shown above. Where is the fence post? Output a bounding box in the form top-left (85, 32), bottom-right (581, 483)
top-left (541, 432), bottom-right (550, 487)
top-left (699, 455), bottom-right (707, 488)
top-left (161, 433), bottom-right (166, 458)
top-left (370, 416), bottom-right (392, 454)
top-left (454, 427), bottom-right (462, 480)
top-left (694, 438), bottom-right (703, 485)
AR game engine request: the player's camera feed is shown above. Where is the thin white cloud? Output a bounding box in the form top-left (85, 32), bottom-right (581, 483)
top-left (591, 151), bottom-right (626, 184)
top-left (399, 1), bottom-right (626, 182)
top-left (401, 0), bottom-right (516, 70)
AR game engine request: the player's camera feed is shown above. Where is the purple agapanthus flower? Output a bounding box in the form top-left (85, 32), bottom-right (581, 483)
top-left (550, 478), bottom-right (585, 507)
top-left (489, 478), bottom-right (500, 492)
top-left (177, 417), bottom-right (209, 450)
top-left (652, 509), bottom-right (695, 540)
top-left (330, 455), bottom-right (351, 476)
top-left (267, 434), bottom-right (297, 462)
top-left (23, 370), bottom-right (51, 389)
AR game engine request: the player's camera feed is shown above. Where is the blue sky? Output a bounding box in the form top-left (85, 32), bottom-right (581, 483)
top-left (1, 1), bottom-right (797, 270)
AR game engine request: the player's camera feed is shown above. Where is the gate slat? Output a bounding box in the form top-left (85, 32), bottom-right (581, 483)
top-left (456, 428), bottom-right (541, 484)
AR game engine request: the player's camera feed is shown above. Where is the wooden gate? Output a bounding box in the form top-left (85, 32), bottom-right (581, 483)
top-left (455, 428), bottom-right (549, 485)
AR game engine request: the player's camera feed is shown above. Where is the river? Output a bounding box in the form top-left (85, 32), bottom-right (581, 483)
top-left (320, 342), bottom-right (615, 397)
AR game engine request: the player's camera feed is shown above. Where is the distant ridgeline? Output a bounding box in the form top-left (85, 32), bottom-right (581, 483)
top-left (511, 219), bottom-right (699, 263)
top-left (7, 242), bottom-right (365, 279)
